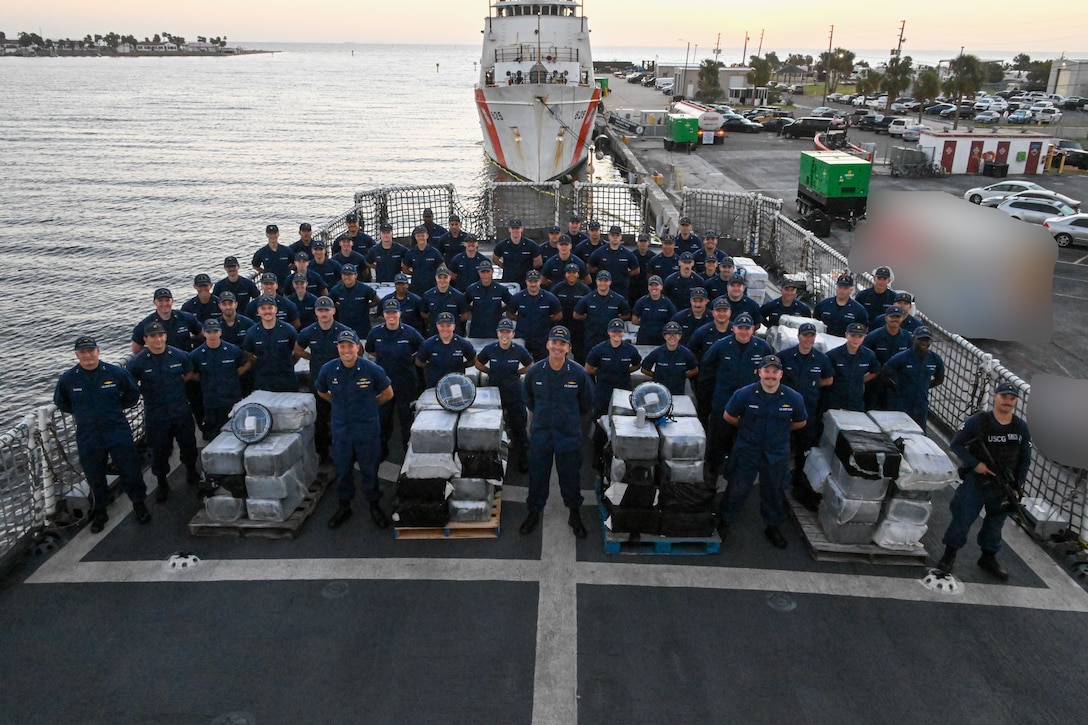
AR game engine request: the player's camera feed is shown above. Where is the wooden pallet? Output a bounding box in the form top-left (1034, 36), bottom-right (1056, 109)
top-left (393, 489), bottom-right (502, 540)
top-left (188, 472), bottom-right (331, 539)
top-left (598, 502), bottom-right (720, 556)
top-left (786, 491), bottom-right (929, 566)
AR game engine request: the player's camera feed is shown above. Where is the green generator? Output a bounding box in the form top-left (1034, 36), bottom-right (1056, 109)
top-left (664, 114), bottom-right (699, 152)
top-left (796, 150), bottom-right (872, 229)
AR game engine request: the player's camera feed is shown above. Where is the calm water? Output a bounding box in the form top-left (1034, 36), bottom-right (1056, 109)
top-left (0, 42), bottom-right (1030, 429)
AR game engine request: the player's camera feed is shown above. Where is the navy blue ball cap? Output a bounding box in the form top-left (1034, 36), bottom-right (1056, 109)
top-left (379, 222), bottom-right (393, 232)
top-left (568, 214), bottom-right (582, 223)
top-left (663, 321), bottom-right (682, 335)
top-left (508, 217), bottom-right (523, 228)
top-left (913, 326), bottom-right (933, 340)
top-left (218, 291), bottom-right (237, 303)
top-left (760, 354), bottom-right (782, 369)
top-left (720, 255), bottom-right (735, 267)
top-left (883, 305), bottom-right (906, 318)
top-left (256, 295), bottom-right (278, 307)
top-left (422, 208), bottom-right (434, 218)
top-left (647, 275), bottom-right (663, 286)
top-left (497, 318), bottom-right (516, 332)
top-left (266, 224), bottom-right (279, 233)
top-left (689, 287), bottom-right (707, 300)
top-left (607, 318), bottom-right (626, 332)
top-left (874, 266), bottom-right (892, 278)
top-left (394, 273), bottom-right (409, 284)
top-left (679, 252), bottom-right (695, 262)
top-left (995, 381), bottom-right (1019, 397)
top-left (412, 225), bottom-right (428, 236)
top-left (728, 272), bottom-right (746, 285)
top-left (381, 298), bottom-right (400, 313)
top-left (448, 213), bottom-right (461, 222)
top-left (193, 273), bottom-right (212, 286)
top-left (564, 262), bottom-right (581, 273)
top-left (548, 325), bottom-right (571, 343)
top-left (679, 215), bottom-right (692, 225)
top-left (526, 270), bottom-right (542, 281)
top-left (661, 235), bottom-right (675, 244)
top-left (341, 264), bottom-right (358, 275)
top-left (477, 259), bottom-right (494, 271)
top-left (557, 234), bottom-right (573, 245)
top-left (894, 291), bottom-right (914, 303)
top-left (547, 224), bottom-right (561, 234)
top-left (608, 225), bottom-right (622, 235)
top-left (798, 322), bottom-right (817, 335)
top-left (294, 252), bottom-right (309, 261)
top-left (259, 272), bottom-right (277, 284)
top-left (312, 241), bottom-right (326, 250)
top-left (299, 222), bottom-right (311, 231)
top-left (836, 272), bottom-right (855, 287)
top-left (435, 265), bottom-right (452, 277)
top-left (846, 322), bottom-right (868, 336)
top-left (733, 313), bottom-right (754, 327)
top-left (712, 297), bottom-right (730, 310)
top-left (337, 329), bottom-right (360, 344)
top-left (595, 270), bottom-right (612, 281)
top-left (291, 273), bottom-right (308, 285)
top-left (203, 318), bottom-right (222, 332)
top-left (436, 311), bottom-right (456, 325)
top-left (587, 220), bottom-right (601, 230)
top-left (144, 321), bottom-right (167, 336)
top-left (223, 256), bottom-right (239, 267)
top-left (315, 296), bottom-right (335, 310)
top-left (704, 229), bottom-right (719, 238)
top-left (74, 334), bottom-right (98, 350)
top-left (154, 287), bottom-right (172, 300)
top-left (345, 213), bottom-right (359, 223)
top-left (637, 232), bottom-right (651, 242)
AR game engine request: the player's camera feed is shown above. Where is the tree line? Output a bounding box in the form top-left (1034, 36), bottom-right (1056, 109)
top-left (1, 30), bottom-right (229, 50)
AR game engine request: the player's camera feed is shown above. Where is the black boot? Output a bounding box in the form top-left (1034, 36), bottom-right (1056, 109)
top-left (519, 510), bottom-right (541, 535)
top-left (568, 508), bottom-right (587, 539)
top-left (155, 475), bottom-right (170, 503)
top-left (369, 501), bottom-right (390, 529)
top-left (185, 466), bottom-right (202, 487)
top-left (764, 525), bottom-right (787, 549)
top-left (132, 501), bottom-right (151, 524)
top-left (328, 503), bottom-right (352, 529)
top-left (937, 546), bottom-right (957, 574)
top-left (89, 509), bottom-right (109, 534)
top-left (978, 552), bottom-right (1009, 581)
top-left (716, 517), bottom-right (729, 542)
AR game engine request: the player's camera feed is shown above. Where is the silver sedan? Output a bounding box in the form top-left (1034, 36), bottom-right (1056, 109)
top-left (994, 198), bottom-right (1077, 225)
top-left (1043, 214), bottom-right (1088, 247)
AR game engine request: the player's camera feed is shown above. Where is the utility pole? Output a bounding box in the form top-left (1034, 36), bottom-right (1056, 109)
top-left (713, 33), bottom-right (721, 63)
top-left (893, 20), bottom-right (906, 58)
top-left (756, 29), bottom-right (764, 59)
top-left (823, 25), bottom-right (834, 106)
top-left (741, 31), bottom-right (749, 65)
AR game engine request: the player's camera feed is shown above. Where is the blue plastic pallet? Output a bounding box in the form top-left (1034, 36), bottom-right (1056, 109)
top-left (597, 501), bottom-right (720, 555)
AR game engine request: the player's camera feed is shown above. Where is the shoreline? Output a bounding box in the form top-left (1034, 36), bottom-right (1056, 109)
top-left (2, 49), bottom-right (276, 58)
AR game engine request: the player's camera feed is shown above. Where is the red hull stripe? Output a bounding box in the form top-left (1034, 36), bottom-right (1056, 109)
top-left (475, 88), bottom-right (507, 169)
top-left (571, 88), bottom-right (601, 165)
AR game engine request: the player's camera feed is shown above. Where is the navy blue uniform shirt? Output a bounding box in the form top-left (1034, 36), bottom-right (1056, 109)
top-left (702, 335), bottom-right (773, 413)
top-left (366, 243), bottom-right (409, 283)
top-left (316, 357), bottom-right (391, 432)
top-left (813, 297), bottom-right (869, 337)
top-left (181, 295), bottom-right (221, 323)
top-left (493, 237), bottom-right (540, 285)
top-left (244, 294), bottom-right (300, 327)
top-left (296, 321), bottom-right (351, 380)
top-left (242, 321), bottom-right (298, 392)
top-left (365, 323), bottom-right (424, 390)
top-left (509, 289), bottom-right (562, 347)
top-left (641, 344), bottom-right (698, 395)
top-left (632, 294), bottom-right (677, 345)
top-left (380, 291), bottom-right (425, 333)
top-left (329, 281), bottom-right (379, 336)
top-left (524, 358), bottom-right (594, 448)
top-left (421, 287), bottom-right (469, 336)
top-left (54, 361), bottom-right (140, 447)
top-left (760, 296), bottom-right (812, 328)
top-left (251, 244), bottom-right (294, 287)
top-left (824, 344), bottom-right (880, 411)
top-left (189, 341), bottom-right (246, 408)
top-left (778, 344), bottom-right (833, 416)
top-left (417, 334), bottom-right (477, 388)
top-left (465, 281), bottom-right (512, 339)
top-left (403, 245), bottom-right (446, 295)
top-left (213, 276), bottom-right (260, 312)
top-left (132, 310), bottom-right (202, 352)
top-left (726, 382), bottom-right (807, 457)
top-left (127, 346), bottom-right (193, 420)
top-left (477, 341), bottom-right (533, 390)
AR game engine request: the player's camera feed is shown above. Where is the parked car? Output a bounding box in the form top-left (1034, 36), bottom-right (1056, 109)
top-left (1036, 107), bottom-right (1063, 124)
top-left (866, 95), bottom-right (889, 109)
top-left (973, 110), bottom-right (1003, 124)
top-left (995, 198), bottom-right (1076, 225)
top-left (872, 116), bottom-right (901, 134)
top-left (810, 106), bottom-right (838, 117)
top-left (901, 124), bottom-right (931, 142)
top-left (980, 189), bottom-right (1081, 210)
top-left (1043, 214), bottom-right (1088, 247)
top-left (887, 118), bottom-right (912, 136)
top-left (940, 104), bottom-right (974, 119)
top-left (1061, 96), bottom-right (1088, 110)
top-left (763, 116), bottom-right (796, 134)
top-left (974, 97), bottom-right (1009, 113)
top-left (848, 109), bottom-right (877, 126)
top-left (827, 93), bottom-right (846, 103)
top-left (963, 180), bottom-right (1047, 204)
top-left (720, 114), bottom-right (762, 133)
top-left (640, 75), bottom-right (656, 87)
top-left (1007, 109), bottom-right (1035, 124)
top-left (856, 113), bottom-right (884, 131)
top-left (626, 71), bottom-right (649, 84)
top-left (924, 103), bottom-right (956, 116)
top-left (782, 116), bottom-right (834, 138)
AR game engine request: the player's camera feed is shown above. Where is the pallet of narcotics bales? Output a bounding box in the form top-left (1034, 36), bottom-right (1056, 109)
top-left (394, 488), bottom-right (502, 540)
top-left (189, 473), bottom-right (332, 539)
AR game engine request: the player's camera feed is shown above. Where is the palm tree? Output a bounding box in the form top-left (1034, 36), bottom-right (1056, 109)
top-left (913, 68), bottom-right (940, 123)
top-left (943, 54), bottom-right (983, 130)
top-left (881, 56), bottom-right (914, 112)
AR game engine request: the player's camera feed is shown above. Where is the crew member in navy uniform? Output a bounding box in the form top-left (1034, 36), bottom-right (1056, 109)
top-left (464, 259), bottom-right (511, 338)
top-left (585, 318), bottom-right (643, 419)
top-left (628, 232), bottom-right (656, 304)
top-left (688, 296), bottom-right (733, 428)
top-left (416, 312), bottom-right (477, 388)
top-left (182, 273), bottom-right (220, 323)
top-left (871, 291), bottom-right (921, 334)
top-left (566, 214), bottom-right (590, 248)
top-left (291, 252), bottom-right (329, 297)
top-left (692, 229), bottom-right (727, 276)
top-left (366, 299), bottom-right (424, 459)
top-left (813, 272), bottom-right (868, 336)
top-left (436, 214), bottom-right (470, 263)
top-left (420, 266), bottom-right (469, 336)
top-left (855, 266), bottom-right (897, 323)
top-left (882, 326), bottom-right (945, 431)
top-left (214, 256), bottom-right (260, 312)
top-left (127, 321), bottom-right (201, 503)
top-left (540, 235), bottom-right (589, 287)
top-left (520, 325), bottom-right (594, 538)
top-left (671, 287), bottom-right (710, 347)
top-left (663, 252), bottom-right (704, 311)
top-left (289, 221), bottom-right (316, 261)
top-left (863, 305), bottom-right (912, 410)
top-left (674, 216), bottom-right (701, 257)
top-left (317, 329), bottom-right (394, 530)
top-left (646, 235), bottom-right (680, 282)
top-left (703, 257), bottom-right (735, 302)
top-left (492, 217), bottom-right (542, 286)
top-left (332, 236), bottom-right (368, 281)
top-left (131, 287), bottom-right (204, 431)
top-left (760, 279), bottom-right (812, 328)
top-left (308, 242), bottom-right (344, 291)
top-left (475, 318), bottom-right (534, 472)
top-left (54, 335), bottom-right (149, 533)
top-left (937, 382), bottom-right (1031, 581)
top-left (573, 270), bottom-right (631, 359)
top-left (189, 317), bottom-right (250, 438)
top-left (631, 275), bottom-right (677, 345)
top-left (366, 222), bottom-right (408, 283)
top-left (329, 264), bottom-right (379, 337)
top-left (639, 321), bottom-right (699, 395)
top-left (214, 292), bottom-right (255, 347)
top-left (295, 296), bottom-right (350, 462)
top-left (822, 322), bottom-right (879, 412)
top-left (242, 295), bottom-right (299, 393)
top-left (244, 273), bottom-right (300, 329)
top-left (778, 322), bottom-right (834, 510)
top-left (448, 235), bottom-right (486, 292)
top-left (508, 270), bottom-right (562, 360)
top-left (573, 220), bottom-right (604, 261)
top-left (288, 273), bottom-right (319, 329)
top-left (720, 272), bottom-right (763, 330)
top-left (402, 225), bottom-right (446, 296)
top-left (334, 212), bottom-right (375, 256)
top-left (251, 223), bottom-right (293, 289)
top-left (538, 224), bottom-right (563, 262)
top-left (552, 263), bottom-right (591, 361)
top-left (701, 312), bottom-right (772, 481)
top-left (420, 207), bottom-right (447, 244)
top-left (381, 273), bottom-right (425, 334)
top-left (588, 225), bottom-right (638, 299)
top-left (718, 355), bottom-right (808, 548)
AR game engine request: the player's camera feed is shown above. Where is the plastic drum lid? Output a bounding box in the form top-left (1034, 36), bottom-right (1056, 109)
top-left (230, 403), bottom-right (274, 443)
top-left (630, 382), bottom-right (673, 420)
top-left (436, 373), bottom-right (477, 412)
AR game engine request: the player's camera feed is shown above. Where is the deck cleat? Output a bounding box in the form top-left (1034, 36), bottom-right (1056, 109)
top-left (166, 552), bottom-right (201, 571)
top-left (920, 567), bottom-right (963, 595)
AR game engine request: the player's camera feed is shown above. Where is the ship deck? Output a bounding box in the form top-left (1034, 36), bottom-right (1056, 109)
top-left (3, 435), bottom-right (1088, 724)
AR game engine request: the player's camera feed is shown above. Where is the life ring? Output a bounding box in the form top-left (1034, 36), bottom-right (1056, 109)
top-left (982, 151), bottom-right (995, 162)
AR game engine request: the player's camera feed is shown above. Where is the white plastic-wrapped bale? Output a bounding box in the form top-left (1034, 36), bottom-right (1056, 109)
top-left (867, 410), bottom-right (923, 436)
top-left (414, 389), bottom-right (445, 411)
top-left (821, 409), bottom-right (883, 451)
top-left (663, 459), bottom-right (704, 483)
top-left (610, 416), bottom-right (661, 460)
top-left (881, 497), bottom-right (933, 526)
top-left (814, 332), bottom-right (847, 354)
top-left (201, 431), bottom-right (248, 476)
top-left (246, 482), bottom-right (306, 523)
top-left (468, 387), bottom-right (503, 409)
top-left (872, 520), bottom-right (927, 550)
top-left (828, 455), bottom-right (890, 501)
top-left (243, 432), bottom-right (304, 477)
top-left (246, 459), bottom-right (307, 499)
top-left (658, 417), bottom-right (706, 460)
top-left (766, 325), bottom-right (800, 353)
top-left (803, 447), bottom-right (833, 493)
top-left (410, 409), bottom-right (459, 454)
top-left (745, 287), bottom-right (767, 305)
top-left (231, 391), bottom-right (316, 431)
top-left (818, 499), bottom-right (877, 545)
top-left (603, 481), bottom-right (659, 508)
top-left (779, 315), bottom-right (825, 333)
top-left (734, 258), bottom-right (769, 285)
top-left (610, 388), bottom-right (635, 417)
top-left (449, 489), bottom-right (495, 522)
top-left (892, 433), bottom-right (959, 492)
top-left (400, 444), bottom-right (462, 480)
top-left (450, 477), bottom-right (493, 501)
top-left (821, 477), bottom-right (883, 524)
top-left (205, 491), bottom-right (246, 522)
top-left (457, 408), bottom-right (504, 452)
top-left (671, 395), bottom-right (697, 417)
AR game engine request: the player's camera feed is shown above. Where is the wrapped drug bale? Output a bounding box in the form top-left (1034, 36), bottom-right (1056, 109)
top-left (658, 417), bottom-right (706, 460)
top-left (603, 500), bottom-right (661, 535)
top-left (391, 498), bottom-right (450, 527)
top-left (396, 475), bottom-right (451, 502)
top-left (468, 387), bottom-right (503, 409)
top-left (662, 459), bottom-right (704, 484)
top-left (867, 410), bottom-right (923, 436)
top-left (449, 489), bottom-right (495, 522)
top-left (821, 409), bottom-right (883, 451)
top-left (244, 432), bottom-right (304, 477)
top-left (609, 458), bottom-right (658, 486)
top-left (610, 388), bottom-right (635, 417)
top-left (457, 408), bottom-right (504, 452)
top-left (603, 481), bottom-right (659, 508)
top-left (779, 315), bottom-right (825, 333)
top-left (209, 474), bottom-right (247, 498)
top-left (881, 497), bottom-right (933, 526)
top-left (803, 447), bottom-right (832, 493)
top-left (610, 416), bottom-right (660, 460)
top-left (891, 433), bottom-right (958, 492)
top-left (833, 430), bottom-right (902, 480)
top-left (660, 510), bottom-right (717, 537)
top-left (201, 430), bottom-right (248, 476)
top-left (231, 391), bottom-right (316, 431)
top-left (822, 477), bottom-right (882, 525)
top-left (671, 395), bottom-right (697, 418)
top-left (401, 444), bottom-right (462, 480)
top-left (450, 478), bottom-right (493, 501)
top-left (410, 409), bottom-right (459, 454)
top-left (828, 455), bottom-right (890, 501)
top-left (246, 459), bottom-right (307, 499)
top-left (205, 490), bottom-right (246, 522)
top-left (872, 520), bottom-right (927, 550)
top-left (766, 325), bottom-right (800, 353)
top-left (818, 498), bottom-right (877, 544)
top-left (460, 450), bottom-right (506, 480)
top-left (246, 481), bottom-right (306, 523)
top-left (814, 332), bottom-right (847, 354)
top-left (658, 480), bottom-right (715, 513)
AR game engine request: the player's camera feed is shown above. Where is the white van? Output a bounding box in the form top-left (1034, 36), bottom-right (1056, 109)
top-left (887, 118), bottom-right (912, 136)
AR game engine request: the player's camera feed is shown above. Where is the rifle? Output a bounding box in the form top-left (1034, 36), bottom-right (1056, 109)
top-left (967, 432), bottom-right (1028, 517)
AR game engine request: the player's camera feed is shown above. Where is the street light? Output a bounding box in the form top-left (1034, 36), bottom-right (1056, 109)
top-left (679, 38), bottom-right (691, 97)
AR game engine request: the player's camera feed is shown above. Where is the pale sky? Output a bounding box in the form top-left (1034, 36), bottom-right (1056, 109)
top-left (3, 0), bottom-right (1084, 55)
